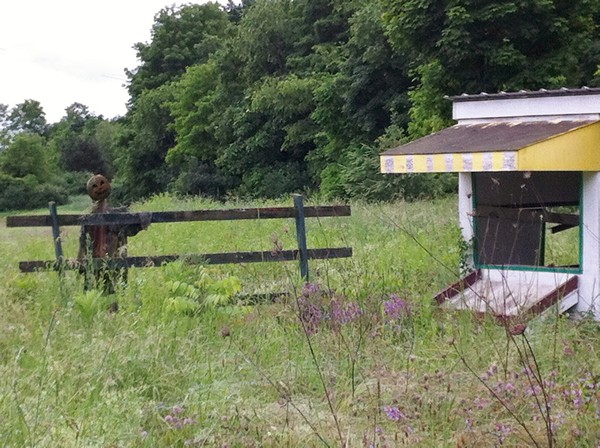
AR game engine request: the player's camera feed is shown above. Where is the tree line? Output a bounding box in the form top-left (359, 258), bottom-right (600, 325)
top-left (1, 0), bottom-right (599, 210)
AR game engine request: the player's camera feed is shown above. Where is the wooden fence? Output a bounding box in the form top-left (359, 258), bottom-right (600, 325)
top-left (6, 195), bottom-right (352, 280)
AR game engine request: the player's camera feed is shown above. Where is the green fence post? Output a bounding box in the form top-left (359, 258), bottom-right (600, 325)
top-left (49, 201), bottom-right (64, 274)
top-left (293, 194), bottom-right (309, 281)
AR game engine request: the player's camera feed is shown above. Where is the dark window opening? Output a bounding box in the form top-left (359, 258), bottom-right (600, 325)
top-left (473, 172), bottom-right (580, 270)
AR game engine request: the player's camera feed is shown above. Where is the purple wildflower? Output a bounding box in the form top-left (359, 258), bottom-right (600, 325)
top-left (298, 295), bottom-right (322, 335)
top-left (163, 405), bottom-right (197, 430)
top-left (384, 405), bottom-right (406, 421)
top-left (384, 294), bottom-right (411, 321)
top-left (302, 282), bottom-right (321, 297)
top-left (483, 364), bottom-right (498, 380)
top-left (473, 397), bottom-right (489, 410)
top-left (495, 422), bottom-right (512, 444)
top-left (330, 297), bottom-right (362, 326)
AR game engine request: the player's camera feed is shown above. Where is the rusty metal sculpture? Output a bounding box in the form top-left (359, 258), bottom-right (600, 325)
top-left (78, 174), bottom-right (150, 296)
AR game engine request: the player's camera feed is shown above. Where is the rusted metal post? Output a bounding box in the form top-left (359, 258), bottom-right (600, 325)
top-left (293, 194), bottom-right (309, 281)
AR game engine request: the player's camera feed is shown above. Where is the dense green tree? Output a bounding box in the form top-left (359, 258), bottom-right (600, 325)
top-left (6, 100), bottom-right (47, 136)
top-left (115, 85), bottom-right (176, 201)
top-left (94, 120), bottom-right (124, 171)
top-left (112, 0), bottom-right (600, 202)
top-left (310, 1), bottom-right (413, 198)
top-left (381, 0), bottom-right (600, 141)
top-left (383, 0), bottom-right (600, 95)
top-left (0, 104), bottom-right (9, 150)
top-left (119, 2), bottom-right (234, 200)
top-left (286, 0), bottom-right (353, 75)
top-left (234, 0), bottom-right (317, 82)
top-left (0, 133), bottom-right (55, 180)
top-left (126, 3), bottom-right (232, 101)
top-left (167, 62), bottom-right (221, 166)
top-left (225, 0), bottom-right (256, 23)
top-left (313, 2), bottom-right (410, 143)
top-left (62, 103), bottom-right (92, 131)
top-left (166, 61), bottom-right (235, 196)
top-left (167, 0), bottom-right (339, 198)
top-left (50, 103), bottom-right (112, 175)
top-left (216, 75), bottom-right (319, 197)
top-left (0, 133), bottom-right (69, 210)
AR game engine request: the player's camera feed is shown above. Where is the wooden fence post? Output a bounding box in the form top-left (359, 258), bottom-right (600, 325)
top-left (49, 201), bottom-right (64, 274)
top-left (293, 194), bottom-right (309, 281)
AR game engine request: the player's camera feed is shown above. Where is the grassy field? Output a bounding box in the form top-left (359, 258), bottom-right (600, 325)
top-left (1, 195), bottom-right (599, 447)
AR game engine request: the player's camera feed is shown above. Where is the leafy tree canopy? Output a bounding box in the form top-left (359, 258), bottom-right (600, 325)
top-left (382, 0), bottom-right (600, 93)
top-left (115, 85), bottom-right (177, 202)
top-left (0, 133), bottom-right (54, 180)
top-left (126, 2), bottom-right (232, 101)
top-left (49, 103), bottom-right (115, 175)
top-left (5, 100), bottom-right (47, 137)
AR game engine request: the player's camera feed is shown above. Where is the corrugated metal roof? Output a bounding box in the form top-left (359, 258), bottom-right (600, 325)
top-left (448, 87), bottom-right (600, 103)
top-left (382, 120), bottom-right (596, 156)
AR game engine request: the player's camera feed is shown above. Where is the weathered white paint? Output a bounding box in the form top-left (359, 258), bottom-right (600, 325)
top-left (457, 114), bottom-right (600, 125)
top-left (453, 93), bottom-right (600, 123)
top-left (579, 172), bottom-right (600, 319)
top-left (447, 269), bottom-right (577, 316)
top-left (458, 173), bottom-right (474, 269)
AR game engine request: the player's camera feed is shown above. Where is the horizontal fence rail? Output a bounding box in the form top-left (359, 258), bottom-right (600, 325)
top-left (7, 196), bottom-right (352, 281)
top-left (6, 205), bottom-right (351, 227)
top-left (19, 248), bottom-right (353, 273)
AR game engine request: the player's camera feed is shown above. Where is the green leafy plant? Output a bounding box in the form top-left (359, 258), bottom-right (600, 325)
top-left (164, 262), bottom-right (242, 315)
top-left (73, 289), bottom-right (113, 322)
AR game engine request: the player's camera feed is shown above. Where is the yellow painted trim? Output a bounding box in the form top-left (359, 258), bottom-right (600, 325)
top-left (472, 153), bottom-right (484, 171)
top-left (492, 152), bottom-right (504, 171)
top-left (379, 122), bottom-right (600, 173)
top-left (518, 121), bottom-right (600, 171)
top-left (433, 154), bottom-right (446, 171)
top-left (379, 151), bottom-right (516, 173)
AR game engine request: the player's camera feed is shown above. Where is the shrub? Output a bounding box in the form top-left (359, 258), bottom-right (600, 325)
top-left (59, 171), bottom-right (93, 196)
top-left (318, 143), bottom-right (458, 201)
top-left (0, 174), bottom-right (69, 211)
top-left (238, 162), bottom-right (311, 198)
top-left (169, 158), bottom-right (236, 199)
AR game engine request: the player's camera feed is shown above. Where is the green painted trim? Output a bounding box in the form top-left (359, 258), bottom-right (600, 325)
top-left (478, 264), bottom-right (582, 274)
top-left (539, 221), bottom-right (546, 266)
top-left (472, 171), bottom-right (583, 273)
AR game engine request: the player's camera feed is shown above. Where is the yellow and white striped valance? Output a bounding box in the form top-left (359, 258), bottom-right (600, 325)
top-left (381, 151), bottom-right (517, 173)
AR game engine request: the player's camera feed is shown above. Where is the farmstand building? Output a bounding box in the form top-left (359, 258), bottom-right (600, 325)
top-left (380, 88), bottom-right (600, 320)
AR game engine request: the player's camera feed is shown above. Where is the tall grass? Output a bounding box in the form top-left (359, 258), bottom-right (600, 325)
top-left (0, 195), bottom-right (598, 447)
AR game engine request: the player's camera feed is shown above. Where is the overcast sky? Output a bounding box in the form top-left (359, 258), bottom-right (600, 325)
top-left (0, 0), bottom-right (228, 123)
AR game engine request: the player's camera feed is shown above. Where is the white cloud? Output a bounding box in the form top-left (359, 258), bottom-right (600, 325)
top-left (0, 0), bottom-right (230, 123)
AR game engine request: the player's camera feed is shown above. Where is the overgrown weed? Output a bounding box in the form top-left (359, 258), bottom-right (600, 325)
top-left (0, 196), bottom-right (598, 446)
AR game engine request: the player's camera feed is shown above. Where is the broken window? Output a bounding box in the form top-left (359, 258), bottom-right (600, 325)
top-left (473, 172), bottom-right (580, 271)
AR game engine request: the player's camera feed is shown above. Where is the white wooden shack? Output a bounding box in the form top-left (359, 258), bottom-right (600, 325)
top-left (380, 88), bottom-right (600, 320)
